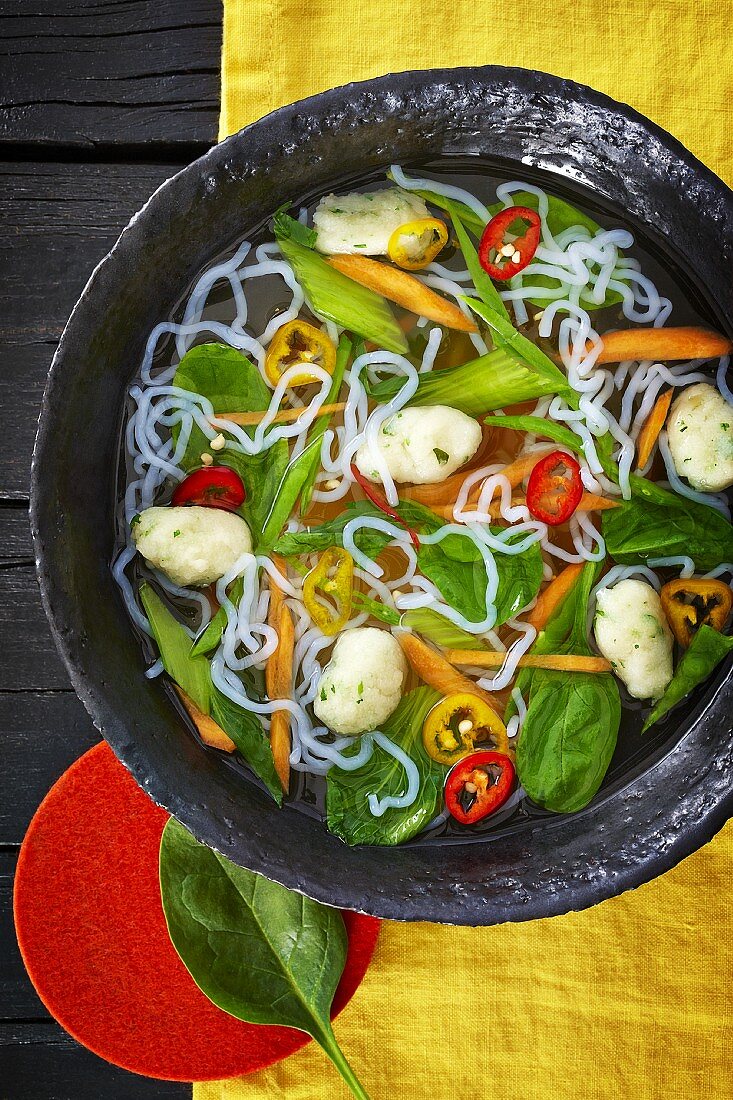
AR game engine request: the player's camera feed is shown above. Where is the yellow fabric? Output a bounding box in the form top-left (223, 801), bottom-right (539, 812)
top-left (219, 0), bottom-right (733, 186)
top-left (197, 6), bottom-right (733, 1096)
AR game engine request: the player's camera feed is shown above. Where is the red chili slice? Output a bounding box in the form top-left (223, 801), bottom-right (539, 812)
top-left (350, 463), bottom-right (420, 551)
top-left (171, 466), bottom-right (246, 512)
top-left (445, 750), bottom-right (515, 825)
top-left (478, 205), bottom-right (541, 281)
top-left (526, 450), bottom-right (583, 527)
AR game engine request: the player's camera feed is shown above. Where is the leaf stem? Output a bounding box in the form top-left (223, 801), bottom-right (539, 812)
top-left (317, 1025), bottom-right (371, 1100)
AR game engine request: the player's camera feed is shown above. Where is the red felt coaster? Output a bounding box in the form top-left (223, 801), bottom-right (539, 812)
top-left (14, 742), bottom-right (380, 1081)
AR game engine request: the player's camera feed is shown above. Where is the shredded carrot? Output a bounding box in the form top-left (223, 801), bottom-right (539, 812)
top-left (635, 389), bottom-right (673, 469)
top-left (403, 448), bottom-right (554, 508)
top-left (397, 633), bottom-right (506, 720)
top-left (445, 650), bottom-right (612, 673)
top-left (593, 326), bottom-right (732, 365)
top-left (214, 402), bottom-right (346, 428)
top-left (577, 492), bottom-right (620, 512)
top-left (326, 254), bottom-right (478, 333)
top-left (265, 557), bottom-right (292, 793)
top-left (526, 563), bottom-right (584, 632)
top-left (174, 687), bottom-right (236, 753)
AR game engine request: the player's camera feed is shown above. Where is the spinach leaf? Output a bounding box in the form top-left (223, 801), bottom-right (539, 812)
top-left (326, 687), bottom-right (442, 846)
top-left (515, 561), bottom-right (622, 813)
top-left (159, 819), bottom-right (369, 1099)
top-left (140, 585), bottom-right (282, 804)
top-left (418, 528), bottom-right (543, 627)
top-left (274, 212), bottom-right (407, 355)
top-left (602, 475), bottom-right (733, 571)
top-left (172, 343), bottom-right (289, 543)
top-left (275, 501), bottom-right (542, 627)
top-left (642, 626), bottom-right (733, 732)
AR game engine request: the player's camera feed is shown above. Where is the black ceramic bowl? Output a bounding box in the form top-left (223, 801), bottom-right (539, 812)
top-left (31, 67), bottom-right (733, 925)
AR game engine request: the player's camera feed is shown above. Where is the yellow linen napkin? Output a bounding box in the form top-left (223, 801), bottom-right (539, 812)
top-left (219, 0), bottom-right (733, 186)
top-left (199, 5), bottom-right (733, 1095)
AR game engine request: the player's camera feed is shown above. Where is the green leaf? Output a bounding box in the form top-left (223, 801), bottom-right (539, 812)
top-left (444, 202), bottom-right (510, 321)
top-left (140, 584), bottom-right (281, 805)
top-left (513, 561), bottom-right (621, 813)
top-left (159, 820), bottom-right (370, 1099)
top-left (399, 607), bottom-right (482, 650)
top-left (602, 475), bottom-right (733, 571)
top-left (326, 687), bottom-right (442, 846)
top-left (275, 500), bottom-right (543, 628)
top-left (642, 626), bottom-right (733, 732)
top-left (141, 584), bottom-right (212, 713)
top-left (368, 344), bottom-right (565, 417)
top-left (274, 219), bottom-right (407, 355)
top-left (172, 343), bottom-right (289, 543)
top-left (272, 207), bottom-right (317, 248)
top-left (461, 296), bottom-right (574, 403)
top-left (190, 576), bottom-right (244, 658)
top-left (483, 414), bottom-right (620, 481)
top-left (298, 336), bottom-right (352, 515)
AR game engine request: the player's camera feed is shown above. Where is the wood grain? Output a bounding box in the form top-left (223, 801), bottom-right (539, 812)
top-left (0, 160), bottom-right (182, 498)
top-left (0, 0), bottom-right (220, 149)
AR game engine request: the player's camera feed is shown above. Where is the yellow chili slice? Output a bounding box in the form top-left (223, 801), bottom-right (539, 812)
top-left (264, 319), bottom-right (336, 387)
top-left (660, 577), bottom-right (733, 648)
top-left (302, 547), bottom-right (354, 636)
top-left (387, 217), bottom-right (449, 271)
top-left (422, 691), bottom-right (510, 765)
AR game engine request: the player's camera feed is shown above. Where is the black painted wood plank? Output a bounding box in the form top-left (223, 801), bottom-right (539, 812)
top-left (0, 0), bottom-right (221, 149)
top-left (0, 691), bottom-right (99, 844)
top-left (0, 565), bottom-right (71, 690)
top-left (0, 506), bottom-right (34, 565)
top-left (0, 160), bottom-right (182, 499)
top-left (0, 1021), bottom-right (190, 1099)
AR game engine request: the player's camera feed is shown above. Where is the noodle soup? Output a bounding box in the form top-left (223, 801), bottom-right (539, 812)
top-left (114, 162), bottom-right (733, 846)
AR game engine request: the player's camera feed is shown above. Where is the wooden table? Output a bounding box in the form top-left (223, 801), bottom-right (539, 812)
top-left (1, 3), bottom-right (221, 1094)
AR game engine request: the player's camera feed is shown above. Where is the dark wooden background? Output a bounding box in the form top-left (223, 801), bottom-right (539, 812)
top-left (1, 3), bottom-right (222, 1095)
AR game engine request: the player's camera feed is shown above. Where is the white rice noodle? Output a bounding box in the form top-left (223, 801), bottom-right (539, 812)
top-left (390, 163), bottom-right (491, 225)
top-left (476, 618), bottom-right (538, 691)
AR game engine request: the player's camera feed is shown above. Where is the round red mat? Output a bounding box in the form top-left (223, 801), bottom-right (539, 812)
top-left (14, 742), bottom-right (380, 1081)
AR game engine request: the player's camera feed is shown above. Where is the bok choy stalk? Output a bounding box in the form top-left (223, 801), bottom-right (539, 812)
top-left (368, 344), bottom-right (566, 416)
top-left (273, 210), bottom-right (407, 354)
top-left (140, 585), bottom-right (282, 804)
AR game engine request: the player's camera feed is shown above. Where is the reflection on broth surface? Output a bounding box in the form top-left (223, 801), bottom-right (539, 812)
top-left (114, 160), bottom-right (732, 847)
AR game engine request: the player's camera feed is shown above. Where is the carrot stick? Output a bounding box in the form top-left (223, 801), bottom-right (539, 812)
top-left (326, 254), bottom-right (478, 333)
top-left (445, 650), bottom-right (612, 673)
top-left (635, 389), bottom-right (673, 469)
top-left (397, 633), bottom-right (505, 717)
top-left (174, 687), bottom-right (236, 753)
top-left (594, 326), bottom-right (732, 365)
top-left (526, 563), bottom-right (584, 632)
top-left (577, 492), bottom-right (620, 512)
top-left (403, 448), bottom-right (554, 507)
top-left (265, 557), bottom-right (292, 793)
top-left (214, 402), bottom-right (346, 427)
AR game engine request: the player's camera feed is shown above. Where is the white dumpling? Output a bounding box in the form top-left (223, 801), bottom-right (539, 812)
top-left (313, 628), bottom-right (407, 736)
top-left (133, 506), bottom-right (251, 588)
top-left (354, 405), bottom-right (482, 486)
top-left (313, 188), bottom-right (430, 255)
top-left (667, 383), bottom-right (733, 491)
top-left (594, 579), bottom-right (673, 700)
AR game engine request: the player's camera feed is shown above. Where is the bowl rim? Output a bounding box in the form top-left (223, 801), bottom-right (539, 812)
top-left (30, 65), bottom-right (733, 924)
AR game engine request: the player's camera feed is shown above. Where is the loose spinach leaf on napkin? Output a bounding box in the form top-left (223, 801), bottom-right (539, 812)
top-left (172, 342), bottom-right (289, 542)
top-left (159, 819), bottom-right (370, 1099)
top-left (642, 626), bottom-right (733, 731)
top-left (326, 687), bottom-right (442, 846)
